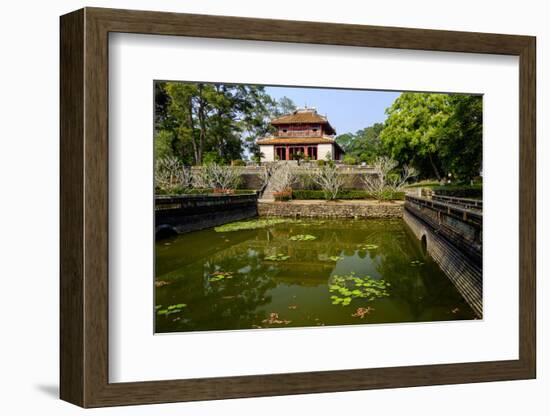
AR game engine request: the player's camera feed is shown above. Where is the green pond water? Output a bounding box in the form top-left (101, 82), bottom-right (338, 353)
top-left (155, 218), bottom-right (476, 333)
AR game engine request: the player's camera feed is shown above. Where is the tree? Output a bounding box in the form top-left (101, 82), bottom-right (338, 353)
top-left (154, 130), bottom-right (175, 160)
top-left (362, 156), bottom-right (417, 201)
top-left (269, 163), bottom-right (296, 193)
top-left (439, 95), bottom-right (483, 180)
top-left (380, 93), bottom-right (451, 181)
top-left (311, 164), bottom-right (346, 200)
top-left (274, 96), bottom-right (297, 116)
top-left (192, 163), bottom-right (242, 191)
top-left (335, 123), bottom-right (384, 164)
top-left (155, 156), bottom-right (192, 194)
top-left (155, 82), bottom-right (275, 165)
top-left (379, 92), bottom-right (482, 181)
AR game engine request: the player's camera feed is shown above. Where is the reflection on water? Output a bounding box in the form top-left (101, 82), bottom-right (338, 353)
top-left (155, 219), bottom-right (476, 333)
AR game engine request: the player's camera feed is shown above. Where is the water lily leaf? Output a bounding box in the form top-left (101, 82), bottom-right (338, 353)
top-left (215, 218), bottom-right (289, 232)
top-left (265, 253), bottom-right (291, 262)
top-left (289, 234), bottom-right (317, 241)
top-left (328, 272), bottom-right (391, 306)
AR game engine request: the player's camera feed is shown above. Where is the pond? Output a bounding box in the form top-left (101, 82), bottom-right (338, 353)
top-left (155, 218), bottom-right (476, 333)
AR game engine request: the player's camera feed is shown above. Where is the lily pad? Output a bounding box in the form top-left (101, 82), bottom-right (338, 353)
top-left (328, 273), bottom-right (390, 307)
top-left (289, 234), bottom-right (317, 241)
top-left (157, 303), bottom-right (187, 316)
top-left (265, 253), bottom-right (291, 262)
top-left (214, 218), bottom-right (289, 232)
top-left (209, 271), bottom-right (234, 281)
top-left (358, 243), bottom-right (379, 250)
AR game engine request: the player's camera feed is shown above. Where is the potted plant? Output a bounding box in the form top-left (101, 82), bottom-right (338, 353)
top-left (273, 189), bottom-right (292, 201)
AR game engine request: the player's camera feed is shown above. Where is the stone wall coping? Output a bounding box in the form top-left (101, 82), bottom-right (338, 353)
top-left (259, 200), bottom-right (404, 206)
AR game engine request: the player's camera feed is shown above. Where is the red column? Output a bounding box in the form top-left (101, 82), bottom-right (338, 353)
top-left (285, 146), bottom-right (289, 160)
top-left (304, 146), bottom-right (309, 158)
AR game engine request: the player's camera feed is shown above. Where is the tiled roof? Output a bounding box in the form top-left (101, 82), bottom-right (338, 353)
top-left (257, 136), bottom-right (336, 145)
top-left (271, 108), bottom-right (336, 135)
top-left (272, 112), bottom-right (327, 125)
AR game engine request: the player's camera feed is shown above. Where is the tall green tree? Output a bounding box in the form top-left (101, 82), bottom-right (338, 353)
top-left (155, 82), bottom-right (275, 165)
top-left (380, 93), bottom-right (482, 181)
top-left (440, 95), bottom-right (483, 180)
top-left (380, 93), bottom-right (451, 181)
top-left (335, 123), bottom-right (384, 163)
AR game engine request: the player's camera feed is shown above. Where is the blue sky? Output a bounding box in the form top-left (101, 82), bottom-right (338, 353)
top-left (265, 86), bottom-right (401, 135)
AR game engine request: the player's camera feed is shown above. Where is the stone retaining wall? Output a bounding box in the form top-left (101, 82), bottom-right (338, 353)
top-left (155, 193), bottom-right (258, 238)
top-left (258, 201), bottom-right (403, 219)
top-left (403, 209), bottom-right (483, 318)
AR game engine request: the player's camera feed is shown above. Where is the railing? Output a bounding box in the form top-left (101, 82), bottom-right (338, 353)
top-left (431, 194), bottom-right (482, 211)
top-left (155, 193), bottom-right (258, 212)
top-left (406, 195), bottom-right (482, 227)
top-left (405, 195), bottom-right (482, 265)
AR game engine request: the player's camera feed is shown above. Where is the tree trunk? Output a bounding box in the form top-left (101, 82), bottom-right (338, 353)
top-left (186, 96), bottom-right (199, 165)
top-left (429, 154), bottom-right (442, 181)
top-left (197, 85), bottom-right (206, 165)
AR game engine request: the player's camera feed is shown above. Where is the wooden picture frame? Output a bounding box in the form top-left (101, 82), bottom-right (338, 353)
top-left (60, 7), bottom-right (536, 408)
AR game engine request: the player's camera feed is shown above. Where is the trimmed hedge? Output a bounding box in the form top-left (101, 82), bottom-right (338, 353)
top-left (292, 189), bottom-right (405, 201)
top-left (431, 184), bottom-right (482, 198)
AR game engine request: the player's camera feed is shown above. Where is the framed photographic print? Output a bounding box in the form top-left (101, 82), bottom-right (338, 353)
top-left (60, 7), bottom-right (536, 408)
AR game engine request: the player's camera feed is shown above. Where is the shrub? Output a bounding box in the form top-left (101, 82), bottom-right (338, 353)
top-left (273, 190), bottom-right (292, 201)
top-left (231, 159), bottom-right (246, 166)
top-left (342, 155), bottom-right (358, 165)
top-left (431, 184), bottom-right (482, 198)
top-left (291, 189), bottom-right (404, 201)
top-left (316, 160), bottom-right (326, 167)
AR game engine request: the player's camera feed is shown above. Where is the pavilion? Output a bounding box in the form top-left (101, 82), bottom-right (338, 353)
top-left (257, 107), bottom-right (344, 162)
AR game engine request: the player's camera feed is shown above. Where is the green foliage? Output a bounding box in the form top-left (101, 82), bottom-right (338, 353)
top-left (202, 151), bottom-right (223, 165)
top-left (214, 218), bottom-right (289, 232)
top-left (380, 93), bottom-right (482, 181)
top-left (289, 234), bottom-right (317, 241)
top-left (291, 189), bottom-right (405, 201)
top-left (431, 184), bottom-right (482, 198)
top-left (404, 181), bottom-right (441, 188)
top-left (329, 272), bottom-right (390, 306)
top-left (231, 159), bottom-right (246, 166)
top-left (154, 130), bottom-right (176, 160)
top-left (155, 81), bottom-right (278, 165)
top-left (316, 160), bottom-right (326, 167)
top-left (329, 255), bottom-right (343, 262)
top-left (376, 187), bottom-right (397, 202)
top-left (335, 123), bottom-right (385, 163)
top-left (342, 155), bottom-right (358, 165)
